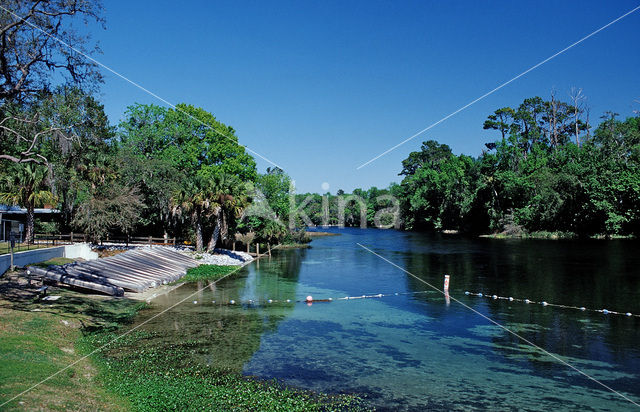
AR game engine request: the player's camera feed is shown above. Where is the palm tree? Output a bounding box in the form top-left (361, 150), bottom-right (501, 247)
top-left (259, 220), bottom-right (287, 256)
top-left (207, 174), bottom-right (248, 251)
top-left (171, 178), bottom-right (216, 252)
top-left (0, 163), bottom-right (56, 242)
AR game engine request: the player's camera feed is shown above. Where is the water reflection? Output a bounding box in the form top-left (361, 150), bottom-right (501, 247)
top-left (130, 229), bottom-right (640, 410)
top-left (131, 250), bottom-right (306, 373)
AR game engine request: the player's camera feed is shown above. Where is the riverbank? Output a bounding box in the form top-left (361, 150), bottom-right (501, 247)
top-left (0, 272), bottom-right (139, 410)
top-left (307, 231), bottom-right (340, 237)
top-left (0, 264), bottom-right (367, 411)
top-left (480, 231), bottom-right (637, 240)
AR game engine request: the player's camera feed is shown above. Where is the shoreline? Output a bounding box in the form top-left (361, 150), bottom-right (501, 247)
top-left (479, 232), bottom-right (637, 240)
top-left (306, 231), bottom-right (340, 237)
top-left (0, 263), bottom-right (367, 411)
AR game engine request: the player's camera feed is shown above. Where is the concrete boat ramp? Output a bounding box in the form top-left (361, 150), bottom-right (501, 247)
top-left (27, 247), bottom-right (198, 296)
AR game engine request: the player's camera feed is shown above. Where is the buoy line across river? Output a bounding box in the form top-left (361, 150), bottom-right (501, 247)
top-left (187, 289), bottom-right (639, 318)
top-left (464, 291), bottom-right (640, 318)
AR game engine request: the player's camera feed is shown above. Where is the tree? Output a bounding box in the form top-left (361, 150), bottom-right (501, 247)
top-left (255, 167), bottom-right (291, 221)
top-left (170, 178), bottom-right (216, 252)
top-left (0, 0), bottom-right (104, 103)
top-left (399, 140), bottom-right (453, 176)
top-left (119, 103), bottom-right (257, 244)
top-left (72, 184), bottom-right (143, 243)
top-left (207, 173), bottom-right (248, 251)
top-left (0, 163), bottom-right (55, 241)
top-left (258, 220), bottom-right (288, 256)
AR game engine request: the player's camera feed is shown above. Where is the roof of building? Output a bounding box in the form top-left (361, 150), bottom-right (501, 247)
top-left (0, 204), bottom-right (60, 214)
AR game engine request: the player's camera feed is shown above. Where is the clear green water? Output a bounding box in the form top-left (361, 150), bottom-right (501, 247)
top-left (132, 229), bottom-right (640, 411)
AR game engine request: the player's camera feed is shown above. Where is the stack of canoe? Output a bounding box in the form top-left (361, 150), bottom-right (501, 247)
top-left (27, 247), bottom-right (198, 296)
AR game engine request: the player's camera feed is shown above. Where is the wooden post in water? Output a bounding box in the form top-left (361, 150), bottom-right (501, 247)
top-left (256, 243), bottom-right (259, 256)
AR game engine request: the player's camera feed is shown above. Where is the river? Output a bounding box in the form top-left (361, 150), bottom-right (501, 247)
top-left (132, 228), bottom-right (640, 411)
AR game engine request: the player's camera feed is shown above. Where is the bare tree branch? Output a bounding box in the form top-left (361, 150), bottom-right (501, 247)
top-left (0, 0), bottom-right (104, 102)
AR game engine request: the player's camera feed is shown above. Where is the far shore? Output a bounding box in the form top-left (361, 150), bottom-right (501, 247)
top-left (479, 232), bottom-right (636, 240)
top-left (307, 231), bottom-right (340, 237)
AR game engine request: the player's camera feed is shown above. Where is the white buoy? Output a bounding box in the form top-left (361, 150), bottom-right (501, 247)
top-left (542, 301), bottom-right (548, 306)
top-left (212, 301), bottom-right (216, 304)
top-left (306, 295), bottom-right (313, 302)
top-left (444, 275), bottom-right (450, 292)
top-left (492, 295), bottom-right (498, 299)
top-left (579, 307), bottom-right (585, 311)
top-left (626, 312), bottom-right (632, 316)
top-left (508, 297), bottom-right (514, 301)
top-left (525, 299), bottom-right (530, 304)
top-left (268, 299), bottom-right (273, 303)
top-left (465, 291), bottom-right (470, 295)
top-left (602, 309), bottom-right (609, 314)
top-left (286, 299), bottom-right (291, 303)
top-left (478, 293), bottom-right (483, 297)
top-left (193, 300), bottom-right (197, 304)
top-left (230, 299), bottom-right (235, 304)
top-left (328, 297), bottom-right (333, 301)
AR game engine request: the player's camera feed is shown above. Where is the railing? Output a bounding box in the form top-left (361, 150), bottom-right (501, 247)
top-left (35, 233), bottom-right (179, 246)
top-left (0, 235), bottom-right (65, 256)
top-left (1, 232), bottom-right (268, 256)
top-left (0, 233), bottom-right (182, 256)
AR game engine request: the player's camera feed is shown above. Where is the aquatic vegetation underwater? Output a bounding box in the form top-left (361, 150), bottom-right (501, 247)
top-left (79, 329), bottom-right (369, 411)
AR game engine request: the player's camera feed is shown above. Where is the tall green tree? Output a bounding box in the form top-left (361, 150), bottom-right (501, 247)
top-left (119, 103), bottom-right (257, 243)
top-left (207, 173), bottom-right (248, 251)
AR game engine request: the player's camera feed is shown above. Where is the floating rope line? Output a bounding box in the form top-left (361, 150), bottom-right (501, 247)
top-left (197, 289), bottom-right (640, 320)
top-left (464, 291), bottom-right (640, 318)
top-left (193, 290), bottom-right (437, 307)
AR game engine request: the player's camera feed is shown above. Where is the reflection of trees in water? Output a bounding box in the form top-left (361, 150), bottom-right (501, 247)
top-left (129, 250), bottom-right (307, 373)
top-left (402, 235), bottom-right (640, 311)
top-left (400, 234), bottom-right (640, 380)
top-left (247, 248), bottom-right (306, 332)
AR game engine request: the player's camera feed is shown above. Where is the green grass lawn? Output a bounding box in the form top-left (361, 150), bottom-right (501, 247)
top-left (0, 288), bottom-right (138, 410)
top-left (0, 242), bottom-right (51, 256)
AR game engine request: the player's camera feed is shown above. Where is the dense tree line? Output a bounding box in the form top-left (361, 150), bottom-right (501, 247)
top-left (295, 96), bottom-right (639, 238)
top-left (292, 186), bottom-right (401, 229)
top-left (396, 96), bottom-right (640, 237)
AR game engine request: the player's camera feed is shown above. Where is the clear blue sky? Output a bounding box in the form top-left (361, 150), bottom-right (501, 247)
top-left (90, 0), bottom-right (640, 193)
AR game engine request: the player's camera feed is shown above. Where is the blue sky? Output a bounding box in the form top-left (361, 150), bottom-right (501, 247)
top-left (89, 1), bottom-right (640, 193)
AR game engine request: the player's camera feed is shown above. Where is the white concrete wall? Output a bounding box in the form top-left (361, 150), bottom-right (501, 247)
top-left (64, 243), bottom-right (98, 261)
top-left (0, 246), bottom-right (65, 275)
top-left (0, 243), bottom-right (97, 275)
